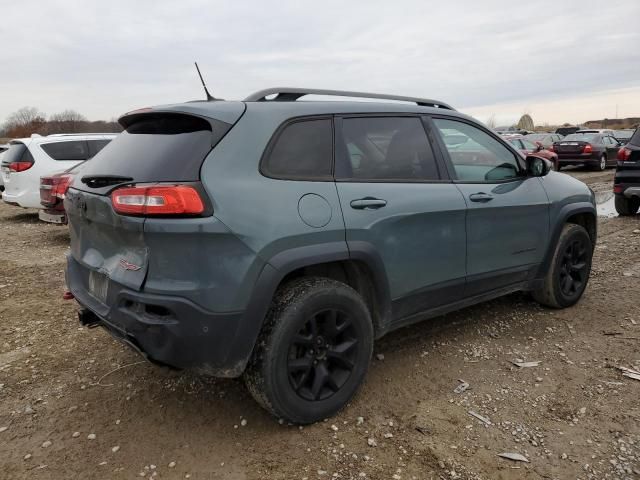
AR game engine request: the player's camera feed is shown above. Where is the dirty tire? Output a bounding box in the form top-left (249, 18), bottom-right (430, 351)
top-left (533, 223), bottom-right (593, 308)
top-left (244, 277), bottom-right (373, 424)
top-left (614, 195), bottom-right (640, 216)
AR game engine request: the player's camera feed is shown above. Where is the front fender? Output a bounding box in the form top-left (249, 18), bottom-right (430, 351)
top-left (536, 201), bottom-right (597, 279)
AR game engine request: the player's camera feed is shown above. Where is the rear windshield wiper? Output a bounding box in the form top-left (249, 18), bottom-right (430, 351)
top-left (81, 175), bottom-right (134, 188)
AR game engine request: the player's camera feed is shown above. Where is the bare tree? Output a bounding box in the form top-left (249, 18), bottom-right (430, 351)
top-left (2, 107), bottom-right (47, 137)
top-left (47, 110), bottom-right (88, 134)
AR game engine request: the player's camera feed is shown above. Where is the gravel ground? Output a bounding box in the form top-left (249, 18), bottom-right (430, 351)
top-left (1, 169), bottom-right (639, 480)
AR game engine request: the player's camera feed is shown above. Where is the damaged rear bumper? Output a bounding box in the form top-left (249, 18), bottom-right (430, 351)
top-left (66, 255), bottom-right (248, 377)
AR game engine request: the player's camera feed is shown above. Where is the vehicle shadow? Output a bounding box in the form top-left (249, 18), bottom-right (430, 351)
top-left (48, 231), bottom-right (71, 246)
top-left (2, 212), bottom-right (40, 224)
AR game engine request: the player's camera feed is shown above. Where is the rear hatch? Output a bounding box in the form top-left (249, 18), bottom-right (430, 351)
top-left (65, 104), bottom-right (245, 294)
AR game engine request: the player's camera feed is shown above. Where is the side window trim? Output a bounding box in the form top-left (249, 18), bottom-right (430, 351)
top-left (334, 113), bottom-right (450, 184)
top-left (426, 114), bottom-right (526, 184)
top-left (259, 115), bottom-right (335, 181)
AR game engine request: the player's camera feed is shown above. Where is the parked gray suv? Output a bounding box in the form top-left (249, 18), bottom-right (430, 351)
top-left (64, 88), bottom-right (597, 423)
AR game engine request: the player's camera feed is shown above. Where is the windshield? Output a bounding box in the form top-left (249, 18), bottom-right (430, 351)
top-left (563, 133), bottom-right (599, 142)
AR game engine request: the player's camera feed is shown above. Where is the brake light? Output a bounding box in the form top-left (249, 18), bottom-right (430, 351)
top-left (613, 184), bottom-right (624, 194)
top-left (52, 174), bottom-right (73, 199)
top-left (618, 147), bottom-right (632, 161)
top-left (9, 161), bottom-right (33, 172)
top-left (583, 144), bottom-right (593, 154)
top-left (111, 185), bottom-right (205, 216)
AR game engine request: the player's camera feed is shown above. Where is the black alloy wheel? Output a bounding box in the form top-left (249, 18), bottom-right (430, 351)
top-left (558, 238), bottom-right (588, 298)
top-left (287, 308), bottom-right (358, 401)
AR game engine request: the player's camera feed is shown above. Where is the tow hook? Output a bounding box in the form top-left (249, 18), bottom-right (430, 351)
top-left (78, 309), bottom-right (101, 329)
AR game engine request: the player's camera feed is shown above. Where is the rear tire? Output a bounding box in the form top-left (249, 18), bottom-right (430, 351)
top-left (594, 154), bottom-right (607, 171)
top-left (615, 195), bottom-right (640, 216)
top-left (244, 277), bottom-right (373, 424)
top-left (533, 224), bottom-right (593, 309)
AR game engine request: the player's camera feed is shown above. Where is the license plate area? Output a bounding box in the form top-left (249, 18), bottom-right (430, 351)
top-left (88, 270), bottom-right (109, 303)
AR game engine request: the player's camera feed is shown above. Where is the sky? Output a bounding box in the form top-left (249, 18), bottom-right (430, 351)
top-left (1, 0), bottom-right (639, 127)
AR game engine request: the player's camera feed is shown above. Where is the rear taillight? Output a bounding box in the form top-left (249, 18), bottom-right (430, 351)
top-left (52, 174), bottom-right (73, 199)
top-left (583, 144), bottom-right (593, 154)
top-left (613, 184), bottom-right (624, 194)
top-left (618, 147), bottom-right (632, 161)
top-left (41, 174), bottom-right (73, 206)
top-left (9, 161), bottom-right (33, 172)
top-left (111, 185), bottom-right (205, 216)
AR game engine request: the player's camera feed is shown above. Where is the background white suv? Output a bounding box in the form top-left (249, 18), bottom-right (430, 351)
top-left (1, 133), bottom-right (117, 209)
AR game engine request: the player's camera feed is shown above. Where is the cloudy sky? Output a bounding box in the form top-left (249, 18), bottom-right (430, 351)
top-left (1, 0), bottom-right (639, 126)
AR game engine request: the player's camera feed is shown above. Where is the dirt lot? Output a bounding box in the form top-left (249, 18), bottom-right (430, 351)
top-left (1, 169), bottom-right (639, 480)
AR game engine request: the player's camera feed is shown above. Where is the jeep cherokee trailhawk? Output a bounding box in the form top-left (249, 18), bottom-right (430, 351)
top-left (65, 88), bottom-right (597, 423)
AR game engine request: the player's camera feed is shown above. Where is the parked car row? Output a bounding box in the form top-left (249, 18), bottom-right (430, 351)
top-left (1, 133), bottom-right (116, 222)
top-left (499, 128), bottom-right (631, 172)
top-left (549, 130), bottom-right (624, 171)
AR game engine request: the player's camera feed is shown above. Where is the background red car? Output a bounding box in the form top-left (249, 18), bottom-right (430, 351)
top-left (507, 136), bottom-right (559, 169)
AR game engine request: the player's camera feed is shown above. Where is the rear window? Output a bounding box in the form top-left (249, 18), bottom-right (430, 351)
top-left (2, 143), bottom-right (34, 164)
top-left (262, 118), bottom-right (333, 179)
top-left (87, 139), bottom-right (112, 157)
top-left (76, 113), bottom-right (226, 184)
top-left (563, 133), bottom-right (599, 142)
top-left (41, 141), bottom-right (90, 161)
top-left (627, 129), bottom-right (640, 146)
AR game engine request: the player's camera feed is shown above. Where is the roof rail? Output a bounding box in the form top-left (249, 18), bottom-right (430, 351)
top-left (244, 88), bottom-right (455, 110)
top-left (46, 133), bottom-right (117, 137)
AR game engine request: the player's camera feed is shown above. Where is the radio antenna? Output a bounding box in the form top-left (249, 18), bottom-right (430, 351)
top-left (194, 62), bottom-right (216, 101)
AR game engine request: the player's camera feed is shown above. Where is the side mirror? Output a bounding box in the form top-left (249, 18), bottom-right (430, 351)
top-left (526, 155), bottom-right (551, 177)
top-left (536, 143), bottom-right (544, 152)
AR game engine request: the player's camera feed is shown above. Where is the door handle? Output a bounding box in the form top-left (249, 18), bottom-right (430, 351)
top-left (469, 192), bottom-right (493, 203)
top-left (350, 197), bottom-right (387, 210)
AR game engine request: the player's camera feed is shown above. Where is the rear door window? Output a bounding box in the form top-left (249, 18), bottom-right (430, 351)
top-left (629, 129), bottom-right (640, 146)
top-left (262, 118), bottom-right (333, 180)
top-left (41, 141), bottom-right (90, 161)
top-left (336, 116), bottom-right (440, 181)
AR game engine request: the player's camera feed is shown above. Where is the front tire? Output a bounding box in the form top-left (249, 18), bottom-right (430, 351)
top-left (615, 195), bottom-right (640, 216)
top-left (533, 224), bottom-right (593, 308)
top-left (244, 277), bottom-right (373, 424)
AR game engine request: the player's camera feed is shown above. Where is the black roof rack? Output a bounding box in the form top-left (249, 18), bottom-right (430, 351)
top-left (244, 88), bottom-right (455, 110)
